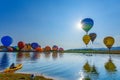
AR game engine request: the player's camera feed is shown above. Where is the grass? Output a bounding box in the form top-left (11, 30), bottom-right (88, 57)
top-left (0, 73), bottom-right (53, 80)
top-left (64, 50), bottom-right (120, 54)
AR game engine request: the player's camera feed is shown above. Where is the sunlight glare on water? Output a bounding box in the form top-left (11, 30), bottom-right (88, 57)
top-left (0, 52), bottom-right (120, 80)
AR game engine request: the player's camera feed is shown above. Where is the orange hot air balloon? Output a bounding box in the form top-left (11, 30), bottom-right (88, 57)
top-left (36, 47), bottom-right (43, 52)
top-left (44, 46), bottom-right (51, 52)
top-left (83, 35), bottom-right (91, 46)
top-left (103, 36), bottom-right (115, 50)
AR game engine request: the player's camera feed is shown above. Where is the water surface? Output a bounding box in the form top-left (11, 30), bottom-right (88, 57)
top-left (0, 52), bottom-right (120, 80)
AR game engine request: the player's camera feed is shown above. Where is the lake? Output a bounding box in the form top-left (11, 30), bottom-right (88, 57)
top-left (0, 52), bottom-right (120, 80)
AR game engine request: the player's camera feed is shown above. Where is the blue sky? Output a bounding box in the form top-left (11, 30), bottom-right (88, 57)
top-left (0, 0), bottom-right (120, 49)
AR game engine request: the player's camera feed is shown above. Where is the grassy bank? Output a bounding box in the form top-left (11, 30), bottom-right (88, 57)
top-left (0, 73), bottom-right (53, 80)
top-left (64, 50), bottom-right (120, 54)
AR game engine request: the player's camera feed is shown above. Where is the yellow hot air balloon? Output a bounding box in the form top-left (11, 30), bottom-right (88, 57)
top-left (103, 36), bottom-right (115, 50)
top-left (83, 35), bottom-right (91, 46)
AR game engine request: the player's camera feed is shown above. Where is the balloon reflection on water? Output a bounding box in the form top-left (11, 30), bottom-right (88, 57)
top-left (31, 52), bottom-right (41, 61)
top-left (16, 52), bottom-right (24, 62)
top-left (0, 53), bottom-right (10, 70)
top-left (24, 52), bottom-right (31, 59)
top-left (16, 52), bottom-right (64, 62)
top-left (78, 70), bottom-right (91, 80)
top-left (44, 52), bottom-right (51, 58)
top-left (52, 52), bottom-right (58, 59)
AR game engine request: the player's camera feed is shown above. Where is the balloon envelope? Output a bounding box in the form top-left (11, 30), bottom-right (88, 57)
top-left (1, 36), bottom-right (13, 47)
top-left (103, 36), bottom-right (115, 49)
top-left (35, 47), bottom-right (43, 52)
top-left (89, 33), bottom-right (97, 43)
top-left (44, 46), bottom-right (51, 51)
top-left (52, 45), bottom-right (58, 51)
top-left (83, 35), bottom-right (91, 45)
top-left (31, 43), bottom-right (39, 49)
top-left (59, 47), bottom-right (64, 51)
top-left (18, 41), bottom-right (25, 49)
top-left (23, 44), bottom-right (31, 51)
top-left (7, 47), bottom-right (13, 52)
top-left (81, 18), bottom-right (94, 33)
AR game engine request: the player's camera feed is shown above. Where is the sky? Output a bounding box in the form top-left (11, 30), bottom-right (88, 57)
top-left (0, 0), bottom-right (120, 49)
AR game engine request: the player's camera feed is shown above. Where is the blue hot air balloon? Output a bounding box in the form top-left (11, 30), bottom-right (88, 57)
top-left (81, 18), bottom-right (94, 33)
top-left (1, 36), bottom-right (13, 47)
top-left (31, 43), bottom-right (39, 49)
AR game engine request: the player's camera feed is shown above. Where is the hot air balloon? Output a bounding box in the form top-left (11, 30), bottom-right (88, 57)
top-left (31, 43), bottom-right (39, 49)
top-left (44, 46), bottom-right (51, 52)
top-left (89, 33), bottom-right (97, 44)
top-left (59, 47), bottom-right (64, 52)
top-left (1, 36), bottom-right (13, 47)
top-left (81, 18), bottom-right (94, 34)
top-left (103, 36), bottom-right (115, 50)
top-left (7, 47), bottom-right (13, 52)
top-left (52, 45), bottom-right (58, 51)
top-left (23, 44), bottom-right (32, 51)
top-left (83, 35), bottom-right (91, 46)
top-left (18, 41), bottom-right (25, 50)
top-left (35, 47), bottom-right (43, 52)
top-left (12, 46), bottom-right (19, 51)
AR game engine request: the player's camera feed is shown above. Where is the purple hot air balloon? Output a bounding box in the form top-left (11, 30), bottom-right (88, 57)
top-left (89, 33), bottom-right (97, 43)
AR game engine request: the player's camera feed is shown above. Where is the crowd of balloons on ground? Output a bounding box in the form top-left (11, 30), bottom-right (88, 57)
top-left (0, 36), bottom-right (64, 52)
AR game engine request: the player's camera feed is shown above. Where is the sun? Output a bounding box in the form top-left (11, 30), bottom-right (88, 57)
top-left (76, 21), bottom-right (82, 30)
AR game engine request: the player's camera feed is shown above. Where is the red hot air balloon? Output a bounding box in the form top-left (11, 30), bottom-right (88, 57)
top-left (18, 41), bottom-right (25, 50)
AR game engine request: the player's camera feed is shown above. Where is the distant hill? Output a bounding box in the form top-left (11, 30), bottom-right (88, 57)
top-left (94, 46), bottom-right (120, 50)
top-left (66, 46), bottom-right (120, 51)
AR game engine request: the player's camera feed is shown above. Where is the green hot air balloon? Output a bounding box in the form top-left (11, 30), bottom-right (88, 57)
top-left (81, 18), bottom-right (94, 34)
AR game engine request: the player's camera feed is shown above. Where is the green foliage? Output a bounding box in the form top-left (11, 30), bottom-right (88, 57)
top-left (0, 73), bottom-right (53, 80)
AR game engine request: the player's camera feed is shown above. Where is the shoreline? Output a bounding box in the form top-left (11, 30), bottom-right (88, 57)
top-left (64, 50), bottom-right (120, 54)
top-left (0, 50), bottom-right (120, 54)
top-left (0, 72), bottom-right (54, 80)
top-left (17, 72), bottom-right (58, 80)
